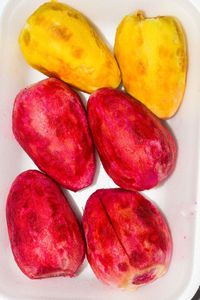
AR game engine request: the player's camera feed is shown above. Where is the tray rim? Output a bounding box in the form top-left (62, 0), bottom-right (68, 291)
top-left (0, 0), bottom-right (200, 299)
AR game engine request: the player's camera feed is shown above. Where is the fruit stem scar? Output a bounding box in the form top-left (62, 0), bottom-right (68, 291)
top-left (137, 11), bottom-right (145, 20)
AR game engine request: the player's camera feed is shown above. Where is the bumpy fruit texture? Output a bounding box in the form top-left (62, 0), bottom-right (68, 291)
top-left (18, 1), bottom-right (121, 93)
top-left (82, 189), bottom-right (172, 289)
top-left (6, 170), bottom-right (85, 279)
top-left (12, 78), bottom-right (96, 192)
top-left (88, 88), bottom-right (176, 191)
top-left (114, 11), bottom-right (187, 119)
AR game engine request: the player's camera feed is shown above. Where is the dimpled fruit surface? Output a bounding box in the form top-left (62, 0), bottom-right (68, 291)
top-left (18, 1), bottom-right (121, 93)
top-left (88, 88), bottom-right (176, 191)
top-left (6, 170), bottom-right (85, 279)
top-left (82, 189), bottom-right (172, 290)
top-left (114, 11), bottom-right (187, 119)
top-left (12, 78), bottom-right (96, 192)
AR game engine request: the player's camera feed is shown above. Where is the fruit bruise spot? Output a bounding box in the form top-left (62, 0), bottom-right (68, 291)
top-left (105, 60), bottom-right (112, 69)
top-left (72, 47), bottom-right (84, 59)
top-left (130, 249), bottom-right (148, 268)
top-left (136, 61), bottom-right (146, 75)
top-left (55, 127), bottom-right (64, 138)
top-left (46, 2), bottom-right (80, 19)
top-left (57, 224), bottom-right (68, 236)
top-left (27, 212), bottom-right (41, 233)
top-left (120, 200), bottom-right (130, 210)
top-left (118, 262), bottom-right (128, 272)
top-left (133, 120), bottom-right (155, 140)
top-left (34, 186), bottom-right (44, 196)
top-left (23, 29), bottom-right (30, 45)
top-left (136, 202), bottom-right (167, 252)
top-left (54, 118), bottom-right (73, 138)
top-left (48, 3), bottom-right (67, 11)
top-left (136, 202), bottom-right (155, 220)
top-left (13, 230), bottom-right (22, 247)
top-left (34, 14), bottom-right (73, 41)
top-left (132, 268), bottom-right (156, 285)
top-left (67, 11), bottom-right (79, 19)
top-left (52, 25), bottom-right (73, 41)
top-left (98, 224), bottom-right (115, 245)
top-left (48, 199), bottom-right (61, 217)
top-left (153, 231), bottom-right (167, 252)
top-left (158, 45), bottom-right (173, 58)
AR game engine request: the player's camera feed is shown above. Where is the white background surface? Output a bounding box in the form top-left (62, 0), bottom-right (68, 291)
top-left (0, 0), bottom-right (200, 299)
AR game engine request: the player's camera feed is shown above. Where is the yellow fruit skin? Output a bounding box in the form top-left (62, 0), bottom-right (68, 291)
top-left (114, 11), bottom-right (187, 119)
top-left (19, 1), bottom-right (121, 93)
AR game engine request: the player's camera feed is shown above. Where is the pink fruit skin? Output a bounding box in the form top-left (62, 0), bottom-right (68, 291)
top-left (12, 78), bottom-right (96, 192)
top-left (87, 88), bottom-right (176, 191)
top-left (6, 170), bottom-right (85, 279)
top-left (82, 189), bottom-right (172, 289)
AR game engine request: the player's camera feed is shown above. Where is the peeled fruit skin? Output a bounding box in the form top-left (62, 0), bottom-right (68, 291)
top-left (88, 88), bottom-right (176, 191)
top-left (18, 1), bottom-right (121, 93)
top-left (12, 78), bottom-right (96, 192)
top-left (82, 189), bottom-right (172, 289)
top-left (114, 11), bottom-right (187, 119)
top-left (6, 170), bottom-right (85, 279)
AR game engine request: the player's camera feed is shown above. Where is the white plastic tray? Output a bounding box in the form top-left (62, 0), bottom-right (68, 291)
top-left (0, 0), bottom-right (200, 299)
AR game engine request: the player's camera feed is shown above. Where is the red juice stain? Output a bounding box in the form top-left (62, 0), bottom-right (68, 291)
top-left (130, 249), bottom-right (148, 269)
